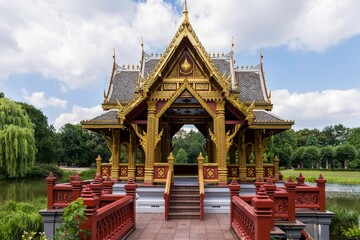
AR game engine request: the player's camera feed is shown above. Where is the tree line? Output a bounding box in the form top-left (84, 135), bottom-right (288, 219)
top-left (0, 94), bottom-right (110, 179)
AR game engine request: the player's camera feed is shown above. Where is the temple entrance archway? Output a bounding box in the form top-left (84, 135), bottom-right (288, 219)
top-left (171, 125), bottom-right (207, 176)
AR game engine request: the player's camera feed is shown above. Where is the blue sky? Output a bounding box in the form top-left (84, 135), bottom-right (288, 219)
top-left (1, 0), bottom-right (359, 130)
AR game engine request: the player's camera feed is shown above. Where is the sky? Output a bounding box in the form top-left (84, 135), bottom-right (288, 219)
top-left (1, 0), bottom-right (360, 131)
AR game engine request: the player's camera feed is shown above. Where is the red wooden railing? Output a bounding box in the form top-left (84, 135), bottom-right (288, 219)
top-left (229, 179), bottom-right (273, 240)
top-left (229, 173), bottom-right (327, 240)
top-left (45, 172), bottom-right (137, 240)
top-left (80, 179), bottom-right (137, 240)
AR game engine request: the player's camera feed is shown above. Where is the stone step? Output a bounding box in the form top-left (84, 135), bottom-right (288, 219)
top-left (170, 193), bottom-right (200, 197)
top-left (168, 211), bottom-right (200, 220)
top-left (169, 205), bottom-right (200, 212)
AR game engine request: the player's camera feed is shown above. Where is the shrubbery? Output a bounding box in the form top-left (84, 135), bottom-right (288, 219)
top-left (25, 164), bottom-right (63, 179)
top-left (328, 204), bottom-right (360, 238)
top-left (0, 198), bottom-right (46, 240)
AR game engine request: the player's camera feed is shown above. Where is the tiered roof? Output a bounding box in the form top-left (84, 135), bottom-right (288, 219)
top-left (82, 1), bottom-right (294, 131)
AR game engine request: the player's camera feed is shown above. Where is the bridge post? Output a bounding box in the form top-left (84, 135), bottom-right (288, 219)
top-left (46, 172), bottom-right (57, 210)
top-left (80, 185), bottom-right (99, 240)
top-left (71, 173), bottom-right (82, 200)
top-left (251, 185), bottom-right (273, 240)
top-left (264, 178), bottom-right (276, 230)
top-left (285, 177), bottom-right (297, 222)
top-left (102, 175), bottom-right (114, 194)
top-left (125, 178), bottom-right (138, 228)
top-left (229, 178), bottom-right (240, 225)
top-left (254, 177), bottom-right (264, 193)
top-left (316, 174), bottom-right (327, 212)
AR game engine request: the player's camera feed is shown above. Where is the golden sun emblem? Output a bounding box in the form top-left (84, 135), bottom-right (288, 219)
top-left (180, 57), bottom-right (192, 74)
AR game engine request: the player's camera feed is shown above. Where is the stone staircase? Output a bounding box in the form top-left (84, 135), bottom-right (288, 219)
top-left (168, 185), bottom-right (201, 220)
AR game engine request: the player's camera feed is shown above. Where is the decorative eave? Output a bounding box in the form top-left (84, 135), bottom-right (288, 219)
top-left (103, 49), bottom-right (117, 107)
top-left (141, 8), bottom-right (230, 95)
top-left (260, 49), bottom-right (271, 103)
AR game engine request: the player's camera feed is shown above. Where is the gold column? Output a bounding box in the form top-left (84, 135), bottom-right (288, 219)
top-left (254, 130), bottom-right (264, 179)
top-left (111, 129), bottom-right (120, 180)
top-left (238, 130), bottom-right (247, 182)
top-left (145, 101), bottom-right (158, 185)
top-left (215, 101), bottom-right (227, 184)
top-left (128, 129), bottom-right (136, 179)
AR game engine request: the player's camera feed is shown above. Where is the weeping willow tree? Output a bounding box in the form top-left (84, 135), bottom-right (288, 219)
top-left (0, 97), bottom-right (36, 178)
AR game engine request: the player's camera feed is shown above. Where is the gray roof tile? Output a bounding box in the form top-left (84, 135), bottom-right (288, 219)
top-left (212, 58), bottom-right (231, 77)
top-left (236, 71), bottom-right (266, 103)
top-left (254, 110), bottom-right (283, 122)
top-left (92, 110), bottom-right (118, 121)
top-left (108, 70), bottom-right (139, 102)
top-left (144, 59), bottom-right (160, 76)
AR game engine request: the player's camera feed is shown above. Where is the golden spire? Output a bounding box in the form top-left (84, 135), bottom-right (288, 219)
top-left (183, 0), bottom-right (189, 21)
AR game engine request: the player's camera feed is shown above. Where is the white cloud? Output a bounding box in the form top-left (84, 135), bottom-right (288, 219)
top-left (22, 89), bottom-right (67, 109)
top-left (1, 0), bottom-right (360, 90)
top-left (272, 89), bottom-right (360, 129)
top-left (53, 105), bottom-right (103, 130)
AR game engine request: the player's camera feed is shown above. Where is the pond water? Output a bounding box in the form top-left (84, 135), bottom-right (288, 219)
top-left (0, 179), bottom-right (47, 202)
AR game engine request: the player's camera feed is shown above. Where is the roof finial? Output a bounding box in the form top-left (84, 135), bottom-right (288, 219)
top-left (231, 36), bottom-right (235, 52)
top-left (113, 48), bottom-right (115, 60)
top-left (183, 0), bottom-right (189, 21)
top-left (260, 48), bottom-right (264, 65)
top-left (141, 36), bottom-right (144, 52)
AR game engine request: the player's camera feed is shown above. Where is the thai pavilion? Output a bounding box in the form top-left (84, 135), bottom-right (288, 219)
top-left (81, 2), bottom-right (294, 186)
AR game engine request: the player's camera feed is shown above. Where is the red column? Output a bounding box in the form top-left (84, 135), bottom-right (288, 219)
top-left (316, 174), bottom-right (327, 212)
top-left (125, 178), bottom-right (138, 228)
top-left (90, 175), bottom-right (103, 197)
top-left (71, 173), bottom-right (82, 200)
top-left (102, 175), bottom-right (114, 194)
top-left (46, 172), bottom-right (57, 209)
top-left (251, 185), bottom-right (273, 240)
top-left (229, 178), bottom-right (241, 224)
top-left (264, 178), bottom-right (276, 230)
top-left (285, 177), bottom-right (297, 222)
top-left (80, 185), bottom-right (99, 240)
top-left (254, 177), bottom-right (264, 193)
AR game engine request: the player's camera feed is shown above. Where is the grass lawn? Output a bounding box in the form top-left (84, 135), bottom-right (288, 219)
top-left (281, 170), bottom-right (360, 185)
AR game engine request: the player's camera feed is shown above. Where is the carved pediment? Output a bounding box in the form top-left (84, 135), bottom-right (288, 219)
top-left (166, 50), bottom-right (206, 79)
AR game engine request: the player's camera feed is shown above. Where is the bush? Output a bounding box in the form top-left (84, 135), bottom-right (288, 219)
top-left (54, 198), bottom-right (88, 240)
top-left (328, 204), bottom-right (360, 238)
top-left (25, 164), bottom-right (63, 179)
top-left (0, 198), bottom-right (46, 240)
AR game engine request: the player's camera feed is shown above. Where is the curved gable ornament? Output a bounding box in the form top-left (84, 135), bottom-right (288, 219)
top-left (155, 79), bottom-right (216, 119)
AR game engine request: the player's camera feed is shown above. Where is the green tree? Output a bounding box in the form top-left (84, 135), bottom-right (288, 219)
top-left (322, 124), bottom-right (349, 146)
top-left (172, 129), bottom-right (206, 163)
top-left (59, 124), bottom-right (110, 167)
top-left (0, 92), bottom-right (4, 98)
top-left (175, 148), bottom-right (188, 164)
top-left (0, 98), bottom-right (36, 177)
top-left (302, 146), bottom-right (321, 168)
top-left (336, 144), bottom-right (358, 169)
top-left (17, 102), bottom-right (61, 164)
top-left (320, 145), bottom-right (335, 169)
top-left (296, 128), bottom-right (323, 147)
top-left (291, 146), bottom-right (306, 168)
top-left (268, 129), bottom-right (297, 168)
top-left (346, 127), bottom-right (360, 150)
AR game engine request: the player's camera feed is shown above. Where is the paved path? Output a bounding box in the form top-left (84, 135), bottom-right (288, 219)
top-left (126, 213), bottom-right (236, 240)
